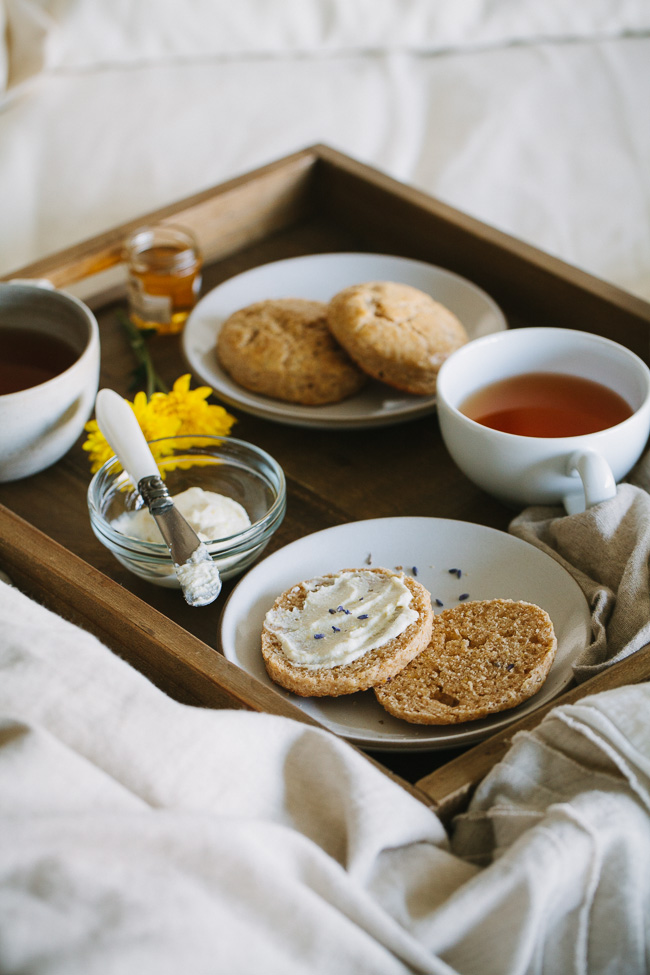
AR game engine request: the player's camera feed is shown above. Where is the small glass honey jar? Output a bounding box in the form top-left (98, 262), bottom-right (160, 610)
top-left (124, 224), bottom-right (202, 334)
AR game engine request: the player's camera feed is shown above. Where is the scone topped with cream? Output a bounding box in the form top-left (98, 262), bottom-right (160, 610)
top-left (261, 567), bottom-right (433, 696)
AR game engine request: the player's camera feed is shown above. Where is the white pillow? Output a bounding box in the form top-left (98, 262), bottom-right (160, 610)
top-left (6, 0), bottom-right (650, 89)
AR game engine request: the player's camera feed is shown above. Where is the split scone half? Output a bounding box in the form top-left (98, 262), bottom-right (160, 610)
top-left (261, 567), bottom-right (433, 697)
top-left (374, 598), bottom-right (557, 724)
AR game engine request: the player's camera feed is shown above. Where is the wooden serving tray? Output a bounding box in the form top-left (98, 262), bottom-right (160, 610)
top-left (2, 144), bottom-right (650, 820)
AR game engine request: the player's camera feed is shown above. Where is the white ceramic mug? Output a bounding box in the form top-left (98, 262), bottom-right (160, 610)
top-left (436, 327), bottom-right (650, 512)
top-left (0, 282), bottom-right (100, 482)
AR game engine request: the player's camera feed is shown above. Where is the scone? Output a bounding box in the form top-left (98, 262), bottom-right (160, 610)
top-left (327, 281), bottom-right (469, 395)
top-left (374, 598), bottom-right (557, 724)
top-left (216, 298), bottom-right (366, 405)
top-left (261, 567), bottom-right (433, 697)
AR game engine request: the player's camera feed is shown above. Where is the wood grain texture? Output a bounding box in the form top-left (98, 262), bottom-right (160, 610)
top-left (1, 147), bottom-right (318, 291)
top-left (0, 504), bottom-right (434, 808)
top-left (1, 145), bottom-right (649, 815)
top-left (0, 504), bottom-right (306, 715)
top-left (312, 145), bottom-right (650, 359)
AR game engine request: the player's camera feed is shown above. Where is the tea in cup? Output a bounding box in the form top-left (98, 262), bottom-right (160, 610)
top-left (0, 282), bottom-right (100, 482)
top-left (436, 327), bottom-right (650, 512)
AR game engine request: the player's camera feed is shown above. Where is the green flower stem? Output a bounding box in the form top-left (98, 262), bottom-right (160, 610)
top-left (118, 311), bottom-right (169, 397)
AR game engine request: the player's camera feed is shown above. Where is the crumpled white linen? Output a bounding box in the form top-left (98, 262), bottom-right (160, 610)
top-left (1, 575), bottom-right (650, 974)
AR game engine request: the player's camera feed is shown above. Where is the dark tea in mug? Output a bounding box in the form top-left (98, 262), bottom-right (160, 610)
top-left (460, 371), bottom-right (633, 438)
top-left (0, 326), bottom-right (78, 395)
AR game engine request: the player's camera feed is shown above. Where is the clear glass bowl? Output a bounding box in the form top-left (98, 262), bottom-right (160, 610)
top-left (88, 435), bottom-right (286, 588)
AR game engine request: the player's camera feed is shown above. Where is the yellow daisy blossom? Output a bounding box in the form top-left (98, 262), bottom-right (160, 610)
top-left (83, 374), bottom-right (236, 474)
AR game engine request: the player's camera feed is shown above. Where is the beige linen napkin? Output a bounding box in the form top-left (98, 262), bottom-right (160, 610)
top-left (444, 681), bottom-right (650, 974)
top-left (509, 476), bottom-right (650, 682)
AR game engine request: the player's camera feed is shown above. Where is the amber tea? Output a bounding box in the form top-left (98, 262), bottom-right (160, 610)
top-left (460, 371), bottom-right (633, 438)
top-left (0, 326), bottom-right (78, 395)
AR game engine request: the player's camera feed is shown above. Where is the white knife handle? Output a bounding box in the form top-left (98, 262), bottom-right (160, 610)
top-left (94, 388), bottom-right (159, 485)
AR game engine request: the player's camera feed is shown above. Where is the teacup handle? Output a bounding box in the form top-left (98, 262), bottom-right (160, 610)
top-left (564, 449), bottom-right (617, 514)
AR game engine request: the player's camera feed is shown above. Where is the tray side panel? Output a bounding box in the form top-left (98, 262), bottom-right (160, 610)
top-left (312, 146), bottom-right (650, 362)
top-left (0, 504), bottom-right (436, 809)
top-left (416, 644), bottom-right (650, 822)
top-left (3, 148), bottom-right (320, 295)
top-left (0, 504), bottom-right (319, 718)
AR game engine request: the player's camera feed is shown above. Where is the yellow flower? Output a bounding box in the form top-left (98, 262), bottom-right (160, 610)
top-left (150, 375), bottom-right (230, 437)
top-left (82, 422), bottom-right (116, 474)
top-left (83, 374), bottom-right (236, 474)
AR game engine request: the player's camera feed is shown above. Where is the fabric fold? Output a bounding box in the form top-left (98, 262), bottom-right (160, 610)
top-left (442, 684), bottom-right (650, 974)
top-left (2, 573), bottom-right (650, 973)
top-left (510, 482), bottom-right (650, 680)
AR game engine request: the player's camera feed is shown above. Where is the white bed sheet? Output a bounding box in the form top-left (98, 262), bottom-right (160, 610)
top-left (0, 1), bottom-right (649, 303)
top-left (2, 7), bottom-right (650, 970)
top-left (2, 574), bottom-right (650, 975)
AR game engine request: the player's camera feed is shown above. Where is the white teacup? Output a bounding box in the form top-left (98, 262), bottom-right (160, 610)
top-left (0, 282), bottom-right (100, 482)
top-left (436, 327), bottom-right (650, 512)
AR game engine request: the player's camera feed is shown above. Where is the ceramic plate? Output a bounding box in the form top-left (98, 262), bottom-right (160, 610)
top-left (219, 517), bottom-right (591, 751)
top-left (182, 252), bottom-right (506, 429)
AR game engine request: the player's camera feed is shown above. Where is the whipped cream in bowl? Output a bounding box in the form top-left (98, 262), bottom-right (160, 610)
top-left (112, 486), bottom-right (252, 545)
top-left (88, 435), bottom-right (286, 589)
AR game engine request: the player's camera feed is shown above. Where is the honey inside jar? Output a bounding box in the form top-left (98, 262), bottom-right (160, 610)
top-left (124, 224), bottom-right (202, 335)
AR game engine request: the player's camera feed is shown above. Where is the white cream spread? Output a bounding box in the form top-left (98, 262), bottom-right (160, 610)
top-left (113, 486), bottom-right (251, 543)
top-left (265, 569), bottom-right (418, 670)
top-left (174, 545), bottom-right (222, 606)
